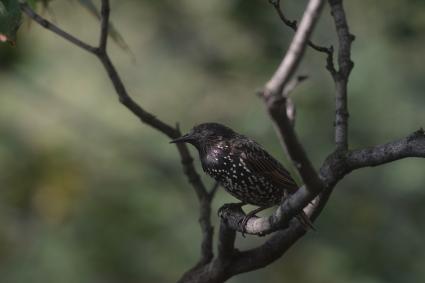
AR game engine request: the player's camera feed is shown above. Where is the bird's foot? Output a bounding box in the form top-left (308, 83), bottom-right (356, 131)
top-left (239, 215), bottom-right (252, 238)
top-left (217, 202), bottom-right (246, 218)
top-left (238, 206), bottom-right (270, 237)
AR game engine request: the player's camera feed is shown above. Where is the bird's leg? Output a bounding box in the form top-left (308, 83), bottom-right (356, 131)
top-left (217, 202), bottom-right (247, 217)
top-left (239, 206), bottom-right (269, 237)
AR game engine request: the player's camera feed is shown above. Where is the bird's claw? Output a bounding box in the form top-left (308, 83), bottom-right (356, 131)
top-left (217, 202), bottom-right (245, 218)
top-left (239, 215), bottom-right (252, 237)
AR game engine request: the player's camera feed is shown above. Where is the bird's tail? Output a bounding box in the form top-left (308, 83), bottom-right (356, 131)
top-left (296, 211), bottom-right (316, 231)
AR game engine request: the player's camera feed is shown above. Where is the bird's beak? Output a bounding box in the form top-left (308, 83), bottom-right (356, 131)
top-left (170, 133), bottom-right (193, 144)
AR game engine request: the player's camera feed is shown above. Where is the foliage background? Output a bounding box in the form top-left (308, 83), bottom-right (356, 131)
top-left (0, 0), bottom-right (424, 282)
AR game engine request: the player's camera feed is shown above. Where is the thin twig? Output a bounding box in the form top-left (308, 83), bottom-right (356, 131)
top-left (20, 0), bottom-right (214, 268)
top-left (263, 0), bottom-right (325, 99)
top-left (99, 0), bottom-right (110, 52)
top-left (20, 1), bottom-right (425, 282)
top-left (19, 3), bottom-right (97, 54)
top-left (268, 0), bottom-right (337, 76)
top-left (282, 75), bottom-right (308, 126)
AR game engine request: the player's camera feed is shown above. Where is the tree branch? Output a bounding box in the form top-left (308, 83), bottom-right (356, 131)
top-left (262, 0), bottom-right (325, 193)
top-left (346, 128), bottom-right (425, 170)
top-left (231, 222), bottom-right (306, 274)
top-left (19, 3), bottom-right (97, 54)
top-left (20, 1), bottom-right (425, 282)
top-left (268, 0), bottom-right (337, 75)
top-left (219, 186), bottom-right (317, 236)
top-left (263, 0), bottom-right (325, 97)
top-left (329, 0), bottom-right (355, 150)
top-left (99, 0), bottom-right (110, 51)
top-left (20, 0), bottom-right (214, 270)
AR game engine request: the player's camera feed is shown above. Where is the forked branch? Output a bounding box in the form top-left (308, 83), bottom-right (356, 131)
top-left (18, 1), bottom-right (425, 283)
top-left (19, 0), bottom-right (214, 270)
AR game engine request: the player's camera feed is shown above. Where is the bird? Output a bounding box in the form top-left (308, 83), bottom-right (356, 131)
top-left (170, 122), bottom-right (313, 233)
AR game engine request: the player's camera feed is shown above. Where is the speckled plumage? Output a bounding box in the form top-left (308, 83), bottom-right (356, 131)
top-left (172, 123), bottom-right (298, 207)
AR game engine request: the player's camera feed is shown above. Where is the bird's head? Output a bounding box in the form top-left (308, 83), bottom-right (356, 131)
top-left (170, 122), bottom-right (236, 149)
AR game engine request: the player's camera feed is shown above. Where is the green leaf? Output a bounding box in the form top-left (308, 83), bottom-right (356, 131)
top-left (0, 0), bottom-right (22, 44)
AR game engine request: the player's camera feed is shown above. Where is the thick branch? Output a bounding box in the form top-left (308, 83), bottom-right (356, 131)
top-left (217, 221), bottom-right (236, 260)
top-left (329, 0), bottom-right (354, 150)
top-left (263, 0), bottom-right (325, 97)
top-left (215, 0), bottom-right (326, 239)
top-left (262, 0), bottom-right (325, 193)
top-left (219, 186), bottom-right (316, 235)
top-left (346, 129), bottom-right (425, 170)
top-left (231, 223), bottom-right (306, 274)
top-left (220, 129), bottom-right (425, 272)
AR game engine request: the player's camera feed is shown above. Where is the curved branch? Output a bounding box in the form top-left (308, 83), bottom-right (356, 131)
top-left (219, 186), bottom-right (316, 235)
top-left (222, 129), bottom-right (425, 272)
top-left (19, 3), bottom-right (97, 53)
top-left (346, 128), bottom-right (425, 170)
top-left (216, 0), bottom-right (327, 238)
top-left (20, 0), bottom-right (214, 269)
top-left (263, 0), bottom-right (325, 97)
top-left (262, 0), bottom-right (325, 193)
top-left (229, 189), bottom-right (326, 274)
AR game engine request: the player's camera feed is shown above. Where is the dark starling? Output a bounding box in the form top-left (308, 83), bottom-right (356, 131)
top-left (171, 122), bottom-right (313, 231)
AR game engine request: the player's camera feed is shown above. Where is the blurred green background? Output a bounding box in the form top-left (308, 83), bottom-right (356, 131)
top-left (0, 0), bottom-right (424, 282)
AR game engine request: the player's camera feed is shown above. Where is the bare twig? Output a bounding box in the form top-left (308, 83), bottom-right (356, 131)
top-left (99, 0), bottom-right (110, 51)
top-left (19, 1), bottom-right (425, 283)
top-left (263, 0), bottom-right (325, 98)
top-left (282, 75), bottom-right (308, 97)
top-left (20, 0), bottom-right (214, 269)
top-left (268, 0), bottom-right (337, 75)
top-left (19, 3), bottom-right (97, 53)
top-left (282, 75), bottom-right (308, 126)
top-left (329, 0), bottom-right (355, 150)
top-left (263, 0), bottom-right (325, 193)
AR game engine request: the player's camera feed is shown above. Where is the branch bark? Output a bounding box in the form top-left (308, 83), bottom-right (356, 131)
top-left (263, 0), bottom-right (325, 97)
top-left (346, 128), bottom-right (425, 170)
top-left (263, 0), bottom-right (325, 193)
top-left (329, 0), bottom-right (354, 150)
top-left (268, 0), bottom-right (337, 75)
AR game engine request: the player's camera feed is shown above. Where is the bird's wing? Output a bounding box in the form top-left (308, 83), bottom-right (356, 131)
top-left (232, 138), bottom-right (299, 192)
